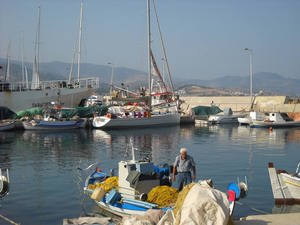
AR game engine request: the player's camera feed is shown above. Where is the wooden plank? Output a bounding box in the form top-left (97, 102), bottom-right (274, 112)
top-left (268, 165), bottom-right (285, 202)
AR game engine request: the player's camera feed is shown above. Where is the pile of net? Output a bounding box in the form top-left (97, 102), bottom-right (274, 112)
top-left (88, 176), bottom-right (118, 192)
top-left (147, 186), bottom-right (178, 208)
top-left (156, 181), bottom-right (231, 225)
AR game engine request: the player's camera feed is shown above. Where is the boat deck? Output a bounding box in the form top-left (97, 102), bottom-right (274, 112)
top-left (268, 162), bottom-right (299, 205)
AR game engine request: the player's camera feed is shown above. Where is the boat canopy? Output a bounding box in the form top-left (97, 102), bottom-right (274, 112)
top-left (192, 105), bottom-right (222, 117)
top-left (0, 106), bottom-right (16, 119)
top-left (14, 105), bottom-right (108, 119)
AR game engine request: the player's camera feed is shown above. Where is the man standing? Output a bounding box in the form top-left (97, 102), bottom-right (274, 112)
top-left (172, 148), bottom-right (196, 191)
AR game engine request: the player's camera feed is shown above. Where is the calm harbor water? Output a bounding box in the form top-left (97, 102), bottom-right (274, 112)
top-left (1, 124), bottom-right (300, 225)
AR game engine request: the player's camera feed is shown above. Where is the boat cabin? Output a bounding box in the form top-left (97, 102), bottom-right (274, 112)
top-left (265, 112), bottom-right (293, 122)
top-left (118, 158), bottom-right (160, 200)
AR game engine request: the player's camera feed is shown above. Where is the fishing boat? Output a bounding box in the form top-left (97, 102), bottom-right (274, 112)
top-left (238, 111), bottom-right (265, 125)
top-left (0, 120), bottom-right (15, 131)
top-left (84, 139), bottom-right (247, 220)
top-left (0, 106), bottom-right (16, 131)
top-left (250, 112), bottom-right (300, 128)
top-left (92, 0), bottom-right (179, 129)
top-left (22, 106), bottom-right (86, 130)
top-left (268, 162), bottom-right (300, 205)
top-left (22, 119), bottom-right (86, 130)
top-left (0, 5), bottom-right (99, 113)
top-left (84, 140), bottom-right (172, 217)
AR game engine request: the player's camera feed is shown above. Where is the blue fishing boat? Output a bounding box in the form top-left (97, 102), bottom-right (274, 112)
top-left (84, 140), bottom-right (248, 219)
top-left (22, 119), bottom-right (86, 130)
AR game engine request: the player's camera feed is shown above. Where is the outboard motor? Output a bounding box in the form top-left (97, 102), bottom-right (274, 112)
top-left (227, 177), bottom-right (248, 215)
top-left (0, 168), bottom-right (10, 199)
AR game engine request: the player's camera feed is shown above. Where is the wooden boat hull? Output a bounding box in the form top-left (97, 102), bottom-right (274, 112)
top-left (268, 162), bottom-right (300, 205)
top-left (22, 119), bottom-right (86, 130)
top-left (92, 113), bottom-right (180, 129)
top-left (94, 198), bottom-right (156, 217)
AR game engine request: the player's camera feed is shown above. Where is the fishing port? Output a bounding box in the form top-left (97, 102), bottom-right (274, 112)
top-left (1, 1), bottom-right (300, 225)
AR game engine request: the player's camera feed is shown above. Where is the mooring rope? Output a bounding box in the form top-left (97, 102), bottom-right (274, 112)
top-left (0, 214), bottom-right (20, 225)
top-left (236, 201), bottom-right (269, 214)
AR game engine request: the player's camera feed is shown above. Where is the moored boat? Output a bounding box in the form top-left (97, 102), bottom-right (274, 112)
top-left (22, 119), bottom-right (86, 130)
top-left (0, 4), bottom-right (99, 113)
top-left (92, 105), bottom-right (180, 129)
top-left (208, 108), bottom-right (245, 124)
top-left (22, 107), bottom-right (86, 130)
top-left (268, 162), bottom-right (300, 205)
top-left (250, 112), bottom-right (300, 128)
top-left (0, 120), bottom-right (15, 131)
top-left (238, 111), bottom-right (265, 125)
top-left (83, 140), bottom-right (247, 220)
top-left (92, 0), bottom-right (181, 129)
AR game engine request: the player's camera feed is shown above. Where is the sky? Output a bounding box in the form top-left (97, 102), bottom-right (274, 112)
top-left (1, 0), bottom-right (300, 80)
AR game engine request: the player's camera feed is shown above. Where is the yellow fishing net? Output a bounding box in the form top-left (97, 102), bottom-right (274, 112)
top-left (88, 176), bottom-right (118, 192)
top-left (173, 183), bottom-right (195, 216)
top-left (147, 186), bottom-right (179, 208)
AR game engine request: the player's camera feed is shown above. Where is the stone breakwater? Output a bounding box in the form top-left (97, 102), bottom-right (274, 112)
top-left (181, 95), bottom-right (300, 117)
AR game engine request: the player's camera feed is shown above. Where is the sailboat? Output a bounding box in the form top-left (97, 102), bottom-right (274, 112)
top-left (0, 5), bottom-right (99, 113)
top-left (92, 0), bottom-right (180, 129)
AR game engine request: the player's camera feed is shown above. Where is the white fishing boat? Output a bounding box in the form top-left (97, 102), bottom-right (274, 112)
top-left (0, 5), bottom-right (99, 113)
top-left (0, 121), bottom-right (15, 131)
top-left (84, 139), bottom-right (247, 219)
top-left (250, 112), bottom-right (300, 128)
top-left (268, 162), bottom-right (300, 205)
top-left (238, 111), bottom-right (265, 125)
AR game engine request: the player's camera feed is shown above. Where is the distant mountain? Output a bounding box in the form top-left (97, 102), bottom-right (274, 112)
top-left (174, 72), bottom-right (300, 97)
top-left (0, 59), bottom-right (299, 96)
top-left (0, 58), bottom-right (147, 93)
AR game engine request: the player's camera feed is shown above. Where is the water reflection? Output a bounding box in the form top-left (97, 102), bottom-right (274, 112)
top-left (272, 204), bottom-right (300, 214)
top-left (0, 131), bottom-right (17, 145)
top-left (91, 125), bottom-right (181, 164)
top-left (195, 124), bottom-right (300, 149)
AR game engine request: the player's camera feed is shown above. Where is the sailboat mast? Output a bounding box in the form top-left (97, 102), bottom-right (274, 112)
top-left (5, 42), bottom-right (11, 82)
top-left (31, 7), bottom-right (41, 89)
top-left (77, 2), bottom-right (83, 82)
top-left (21, 31), bottom-right (25, 84)
top-left (147, 0), bottom-right (151, 96)
top-left (36, 7), bottom-right (40, 76)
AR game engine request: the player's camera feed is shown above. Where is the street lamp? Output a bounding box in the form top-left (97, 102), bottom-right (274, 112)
top-left (244, 48), bottom-right (253, 110)
top-left (108, 62), bottom-right (114, 94)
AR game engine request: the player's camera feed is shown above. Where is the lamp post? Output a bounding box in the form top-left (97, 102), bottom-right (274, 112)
top-left (244, 48), bottom-right (253, 110)
top-left (108, 62), bottom-right (114, 94)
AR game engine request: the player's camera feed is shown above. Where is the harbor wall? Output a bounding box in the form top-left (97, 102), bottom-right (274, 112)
top-left (180, 96), bottom-right (300, 113)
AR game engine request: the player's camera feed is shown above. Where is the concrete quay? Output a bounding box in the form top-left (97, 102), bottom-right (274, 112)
top-left (181, 95), bottom-right (300, 114)
top-left (234, 212), bottom-right (300, 225)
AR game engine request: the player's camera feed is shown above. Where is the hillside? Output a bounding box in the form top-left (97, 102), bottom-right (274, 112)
top-left (0, 59), bottom-right (299, 96)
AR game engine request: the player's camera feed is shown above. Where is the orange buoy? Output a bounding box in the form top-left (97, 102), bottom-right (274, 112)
top-left (269, 126), bottom-right (273, 132)
top-left (106, 113), bottom-right (112, 119)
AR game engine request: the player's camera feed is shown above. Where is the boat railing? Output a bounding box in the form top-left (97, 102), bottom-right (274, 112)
top-left (0, 77), bottom-right (99, 92)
